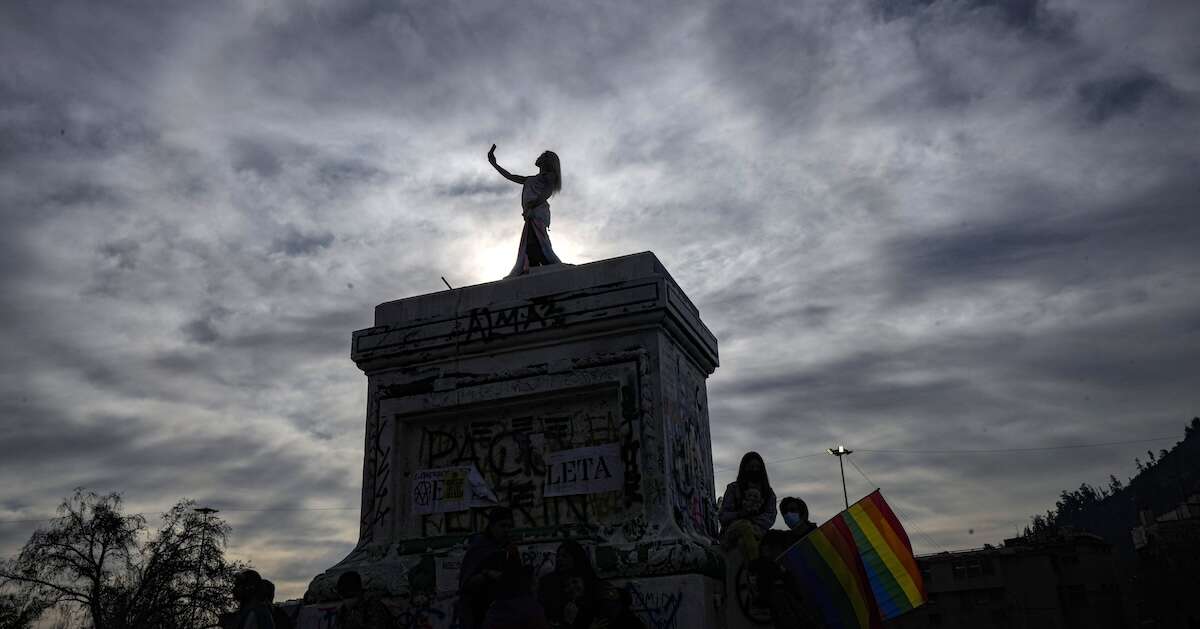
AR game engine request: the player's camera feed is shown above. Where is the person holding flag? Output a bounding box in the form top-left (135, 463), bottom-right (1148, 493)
top-left (775, 490), bottom-right (928, 629)
top-left (756, 497), bottom-right (823, 628)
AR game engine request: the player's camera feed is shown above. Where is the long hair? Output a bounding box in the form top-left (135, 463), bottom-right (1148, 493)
top-left (735, 451), bottom-right (771, 495)
top-left (539, 150), bottom-right (562, 196)
top-left (556, 540), bottom-right (596, 580)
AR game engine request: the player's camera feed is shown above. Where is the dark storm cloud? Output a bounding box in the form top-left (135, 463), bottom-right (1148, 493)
top-left (2, 0), bottom-right (1199, 600)
top-left (315, 158), bottom-right (388, 189)
top-left (0, 397), bottom-right (348, 499)
top-left (884, 174), bottom-right (1200, 302)
top-left (436, 176), bottom-right (512, 198)
top-left (182, 319), bottom-right (220, 344)
top-left (1077, 72), bottom-right (1169, 123)
top-left (231, 137), bottom-right (286, 179)
top-left (99, 239), bottom-right (141, 271)
top-left (879, 0), bottom-right (1040, 26)
top-left (0, 382), bottom-right (359, 561)
top-left (226, 308), bottom-right (368, 360)
top-left (181, 307), bottom-right (232, 345)
top-left (270, 227), bottom-right (336, 257)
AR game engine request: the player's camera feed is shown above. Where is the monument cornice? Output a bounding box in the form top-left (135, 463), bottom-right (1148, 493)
top-left (351, 252), bottom-right (718, 375)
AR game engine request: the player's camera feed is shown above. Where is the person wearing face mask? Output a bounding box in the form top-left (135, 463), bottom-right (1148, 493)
top-left (779, 497), bottom-right (816, 537)
top-left (756, 498), bottom-right (823, 628)
top-left (719, 452), bottom-right (778, 561)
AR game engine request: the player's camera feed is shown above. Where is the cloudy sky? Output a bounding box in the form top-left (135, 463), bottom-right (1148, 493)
top-left (2, 0), bottom-right (1198, 600)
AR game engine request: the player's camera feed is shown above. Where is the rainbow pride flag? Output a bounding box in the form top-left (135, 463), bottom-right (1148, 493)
top-left (776, 490), bottom-right (926, 628)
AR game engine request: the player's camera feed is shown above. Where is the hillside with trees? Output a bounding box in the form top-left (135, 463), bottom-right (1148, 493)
top-left (1024, 417), bottom-right (1200, 562)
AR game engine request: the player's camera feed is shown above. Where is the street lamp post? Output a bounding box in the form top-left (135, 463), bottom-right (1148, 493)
top-left (827, 445), bottom-right (853, 510)
top-left (191, 507), bottom-right (219, 629)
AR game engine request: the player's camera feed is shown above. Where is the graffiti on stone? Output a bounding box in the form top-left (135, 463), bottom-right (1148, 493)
top-left (620, 515), bottom-right (651, 542)
top-left (625, 582), bottom-right (685, 629)
top-left (410, 465), bottom-right (497, 514)
top-left (410, 395), bottom-right (640, 534)
top-left (355, 395), bottom-right (392, 554)
top-left (393, 603), bottom-right (447, 629)
top-left (664, 348), bottom-right (718, 540)
top-left (463, 298), bottom-right (565, 343)
top-left (619, 384), bottom-right (644, 505)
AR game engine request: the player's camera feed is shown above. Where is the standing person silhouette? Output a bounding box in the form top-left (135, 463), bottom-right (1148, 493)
top-left (220, 570), bottom-right (275, 629)
top-left (459, 507), bottom-right (522, 629)
top-left (332, 571), bottom-right (392, 629)
top-left (488, 144), bottom-right (563, 277)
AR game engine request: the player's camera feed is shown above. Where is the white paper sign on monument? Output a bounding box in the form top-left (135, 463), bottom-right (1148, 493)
top-left (435, 556), bottom-right (462, 593)
top-left (543, 443), bottom-right (624, 497)
top-left (411, 464), bottom-right (498, 514)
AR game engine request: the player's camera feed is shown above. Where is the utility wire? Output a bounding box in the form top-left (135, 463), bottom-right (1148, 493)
top-left (714, 435), bottom-right (1177, 472)
top-left (0, 517), bottom-right (64, 525)
top-left (856, 435), bottom-right (1177, 454)
top-left (714, 451), bottom-right (826, 473)
top-left (847, 455), bottom-right (945, 552)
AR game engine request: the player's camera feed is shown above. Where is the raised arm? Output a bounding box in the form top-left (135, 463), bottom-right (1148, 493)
top-left (488, 144), bottom-right (527, 185)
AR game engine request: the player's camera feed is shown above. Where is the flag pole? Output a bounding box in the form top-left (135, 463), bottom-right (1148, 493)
top-left (827, 445), bottom-right (853, 510)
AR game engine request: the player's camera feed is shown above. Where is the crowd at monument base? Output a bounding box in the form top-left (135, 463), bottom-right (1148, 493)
top-left (291, 252), bottom-right (783, 629)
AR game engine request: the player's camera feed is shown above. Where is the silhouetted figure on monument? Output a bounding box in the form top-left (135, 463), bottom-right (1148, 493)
top-left (719, 451), bottom-right (778, 561)
top-left (488, 144), bottom-right (563, 277)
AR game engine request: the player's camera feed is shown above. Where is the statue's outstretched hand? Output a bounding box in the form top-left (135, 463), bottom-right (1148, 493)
top-left (488, 144), bottom-right (497, 164)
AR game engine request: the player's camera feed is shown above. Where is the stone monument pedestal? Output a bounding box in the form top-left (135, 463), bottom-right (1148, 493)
top-left (304, 252), bottom-right (723, 628)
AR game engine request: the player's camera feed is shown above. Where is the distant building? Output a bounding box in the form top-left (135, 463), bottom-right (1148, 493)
top-left (885, 529), bottom-right (1124, 629)
top-left (1129, 492), bottom-right (1200, 628)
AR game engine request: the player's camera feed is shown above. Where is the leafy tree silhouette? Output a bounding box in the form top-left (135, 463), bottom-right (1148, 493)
top-left (0, 489), bottom-right (249, 629)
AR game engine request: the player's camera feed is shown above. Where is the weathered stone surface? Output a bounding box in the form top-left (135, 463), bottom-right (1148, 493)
top-left (304, 252), bottom-right (723, 628)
